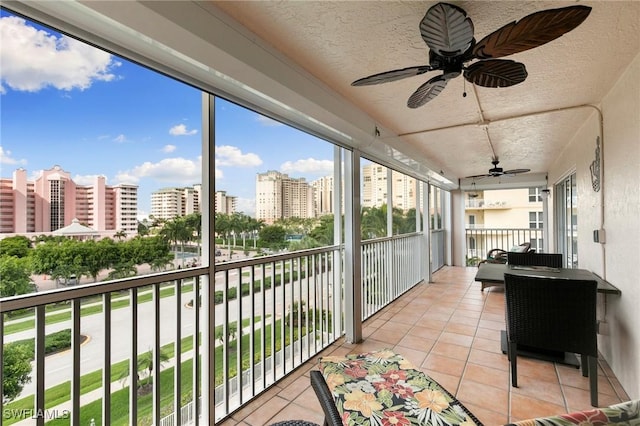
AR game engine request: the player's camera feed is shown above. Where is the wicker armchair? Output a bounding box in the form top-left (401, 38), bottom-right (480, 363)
top-left (479, 242), bottom-right (531, 266)
top-left (504, 273), bottom-right (599, 407)
top-left (310, 371), bottom-right (343, 426)
top-left (506, 252), bottom-right (563, 267)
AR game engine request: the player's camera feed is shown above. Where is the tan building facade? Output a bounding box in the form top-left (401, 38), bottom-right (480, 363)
top-left (150, 185), bottom-right (202, 220)
top-left (255, 170), bottom-right (314, 224)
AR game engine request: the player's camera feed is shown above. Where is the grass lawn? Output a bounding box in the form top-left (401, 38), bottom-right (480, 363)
top-left (2, 317), bottom-right (261, 426)
top-left (3, 283), bottom-right (194, 335)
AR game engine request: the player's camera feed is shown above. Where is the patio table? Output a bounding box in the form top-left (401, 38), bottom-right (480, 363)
top-left (475, 263), bottom-right (620, 367)
top-left (474, 263), bottom-right (621, 295)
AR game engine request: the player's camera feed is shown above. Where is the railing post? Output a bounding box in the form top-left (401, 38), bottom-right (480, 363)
top-left (344, 149), bottom-right (362, 343)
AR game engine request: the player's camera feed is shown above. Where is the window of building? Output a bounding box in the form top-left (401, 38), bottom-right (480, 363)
top-left (529, 211), bottom-right (543, 229)
top-left (529, 187), bottom-right (543, 202)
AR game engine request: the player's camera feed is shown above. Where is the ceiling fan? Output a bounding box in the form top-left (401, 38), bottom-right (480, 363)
top-left (466, 158), bottom-right (530, 179)
top-left (351, 3), bottom-right (591, 108)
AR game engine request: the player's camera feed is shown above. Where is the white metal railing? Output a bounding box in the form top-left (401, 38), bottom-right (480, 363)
top-left (361, 234), bottom-right (423, 320)
top-left (210, 245), bottom-right (343, 419)
top-left (465, 227), bottom-right (545, 263)
top-left (1, 238), bottom-right (428, 424)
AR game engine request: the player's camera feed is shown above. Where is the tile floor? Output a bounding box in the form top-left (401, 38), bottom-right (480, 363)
top-left (219, 266), bottom-right (630, 426)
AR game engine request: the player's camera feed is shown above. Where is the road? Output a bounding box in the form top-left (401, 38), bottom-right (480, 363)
top-left (8, 266), bottom-right (336, 399)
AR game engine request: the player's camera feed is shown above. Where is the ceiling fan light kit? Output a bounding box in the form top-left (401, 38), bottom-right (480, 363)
top-left (352, 2), bottom-right (591, 107)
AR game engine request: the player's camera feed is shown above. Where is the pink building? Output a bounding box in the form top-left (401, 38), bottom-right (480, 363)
top-left (0, 166), bottom-right (138, 236)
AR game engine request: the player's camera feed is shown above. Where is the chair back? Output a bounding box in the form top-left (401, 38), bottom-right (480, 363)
top-left (504, 273), bottom-right (597, 356)
top-left (507, 252), bottom-right (563, 268)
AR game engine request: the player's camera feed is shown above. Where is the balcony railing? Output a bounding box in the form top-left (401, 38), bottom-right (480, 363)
top-left (465, 227), bottom-right (544, 263)
top-left (0, 235), bottom-right (427, 424)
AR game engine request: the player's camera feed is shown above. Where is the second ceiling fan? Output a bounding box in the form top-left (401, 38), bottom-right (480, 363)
top-left (351, 2), bottom-right (591, 108)
top-left (466, 158), bottom-right (530, 179)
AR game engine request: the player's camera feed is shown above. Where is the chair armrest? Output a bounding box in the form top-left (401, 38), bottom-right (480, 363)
top-left (310, 371), bottom-right (343, 426)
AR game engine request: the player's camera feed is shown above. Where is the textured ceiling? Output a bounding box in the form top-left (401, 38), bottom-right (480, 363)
top-left (213, 1), bottom-right (639, 184)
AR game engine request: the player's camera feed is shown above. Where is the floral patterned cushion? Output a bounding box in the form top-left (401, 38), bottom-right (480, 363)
top-left (319, 349), bottom-right (482, 426)
top-left (505, 399), bottom-right (640, 426)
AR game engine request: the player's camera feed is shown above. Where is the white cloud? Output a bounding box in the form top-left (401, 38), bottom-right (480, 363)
top-left (280, 158), bottom-right (333, 175)
top-left (0, 146), bottom-right (27, 165)
top-left (113, 134), bottom-right (126, 143)
top-left (162, 144), bottom-right (177, 153)
top-left (256, 114), bottom-right (283, 127)
top-left (114, 156), bottom-right (202, 185)
top-left (73, 174), bottom-right (106, 186)
top-left (235, 197), bottom-right (256, 216)
top-left (0, 16), bottom-right (120, 93)
top-left (215, 167), bottom-right (223, 179)
top-left (215, 145), bottom-right (262, 167)
top-left (169, 124), bottom-right (197, 136)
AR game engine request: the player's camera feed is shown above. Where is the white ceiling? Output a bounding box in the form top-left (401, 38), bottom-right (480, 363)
top-left (211, 1), bottom-right (639, 186)
top-left (10, 0), bottom-right (638, 189)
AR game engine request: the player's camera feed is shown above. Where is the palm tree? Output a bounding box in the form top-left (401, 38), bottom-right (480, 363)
top-left (113, 230), bottom-right (127, 241)
top-left (160, 217), bottom-right (191, 266)
top-left (185, 212), bottom-right (202, 257)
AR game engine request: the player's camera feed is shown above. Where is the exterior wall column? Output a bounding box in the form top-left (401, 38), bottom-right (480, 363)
top-left (344, 149), bottom-right (362, 343)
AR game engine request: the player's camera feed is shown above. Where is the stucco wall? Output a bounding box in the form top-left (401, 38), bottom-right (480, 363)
top-left (548, 53), bottom-right (640, 399)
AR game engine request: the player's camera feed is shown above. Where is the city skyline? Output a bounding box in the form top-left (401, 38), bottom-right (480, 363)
top-left (0, 10), bottom-right (335, 219)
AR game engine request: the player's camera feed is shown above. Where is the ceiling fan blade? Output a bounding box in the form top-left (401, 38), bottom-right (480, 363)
top-left (465, 173), bottom-right (491, 179)
top-left (472, 5), bottom-right (592, 59)
top-left (503, 168), bottom-right (531, 175)
top-left (420, 2), bottom-right (474, 57)
top-left (351, 65), bottom-right (434, 86)
top-left (464, 59), bottom-right (527, 88)
top-left (407, 75), bottom-right (449, 108)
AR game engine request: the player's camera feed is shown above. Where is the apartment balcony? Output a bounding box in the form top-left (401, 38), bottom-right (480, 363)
top-left (1, 239), bottom-right (630, 426)
top-left (465, 199), bottom-right (511, 210)
top-left (221, 267), bottom-right (630, 425)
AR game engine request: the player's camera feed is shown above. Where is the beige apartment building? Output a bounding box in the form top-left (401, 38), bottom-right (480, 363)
top-left (255, 170), bottom-right (314, 224)
top-left (362, 164), bottom-right (417, 211)
top-left (150, 184), bottom-right (202, 220)
top-left (465, 187), bottom-right (545, 256)
top-left (0, 166), bottom-right (138, 236)
top-left (214, 190), bottom-right (237, 215)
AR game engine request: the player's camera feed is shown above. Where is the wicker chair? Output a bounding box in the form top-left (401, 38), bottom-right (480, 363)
top-left (310, 371), bottom-right (343, 426)
top-left (506, 252), bottom-right (563, 267)
top-left (479, 242), bottom-right (531, 266)
top-left (504, 273), bottom-right (599, 407)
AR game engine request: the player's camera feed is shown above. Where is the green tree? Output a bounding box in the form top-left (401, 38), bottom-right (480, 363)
top-left (215, 322), bottom-right (238, 345)
top-left (160, 217), bottom-right (191, 266)
top-left (113, 230), bottom-right (127, 241)
top-left (0, 235), bottom-right (32, 258)
top-left (184, 212), bottom-right (202, 256)
top-left (81, 239), bottom-right (118, 282)
top-left (118, 348), bottom-right (170, 393)
top-left (2, 343), bottom-right (32, 403)
top-left (361, 205), bottom-right (387, 239)
top-left (259, 225), bottom-right (287, 250)
top-left (0, 256), bottom-right (34, 296)
top-left (309, 214), bottom-right (335, 246)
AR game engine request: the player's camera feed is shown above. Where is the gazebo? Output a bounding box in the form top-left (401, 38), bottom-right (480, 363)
top-left (51, 218), bottom-right (98, 240)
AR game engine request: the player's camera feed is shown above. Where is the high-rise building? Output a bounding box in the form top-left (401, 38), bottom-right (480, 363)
top-left (255, 170), bottom-right (313, 224)
top-left (0, 166), bottom-right (139, 235)
top-left (214, 190), bottom-right (237, 215)
top-left (150, 185), bottom-right (201, 220)
top-left (362, 164), bottom-right (417, 210)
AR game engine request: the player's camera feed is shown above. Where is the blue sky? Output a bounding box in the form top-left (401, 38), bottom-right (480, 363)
top-left (0, 10), bottom-right (335, 218)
